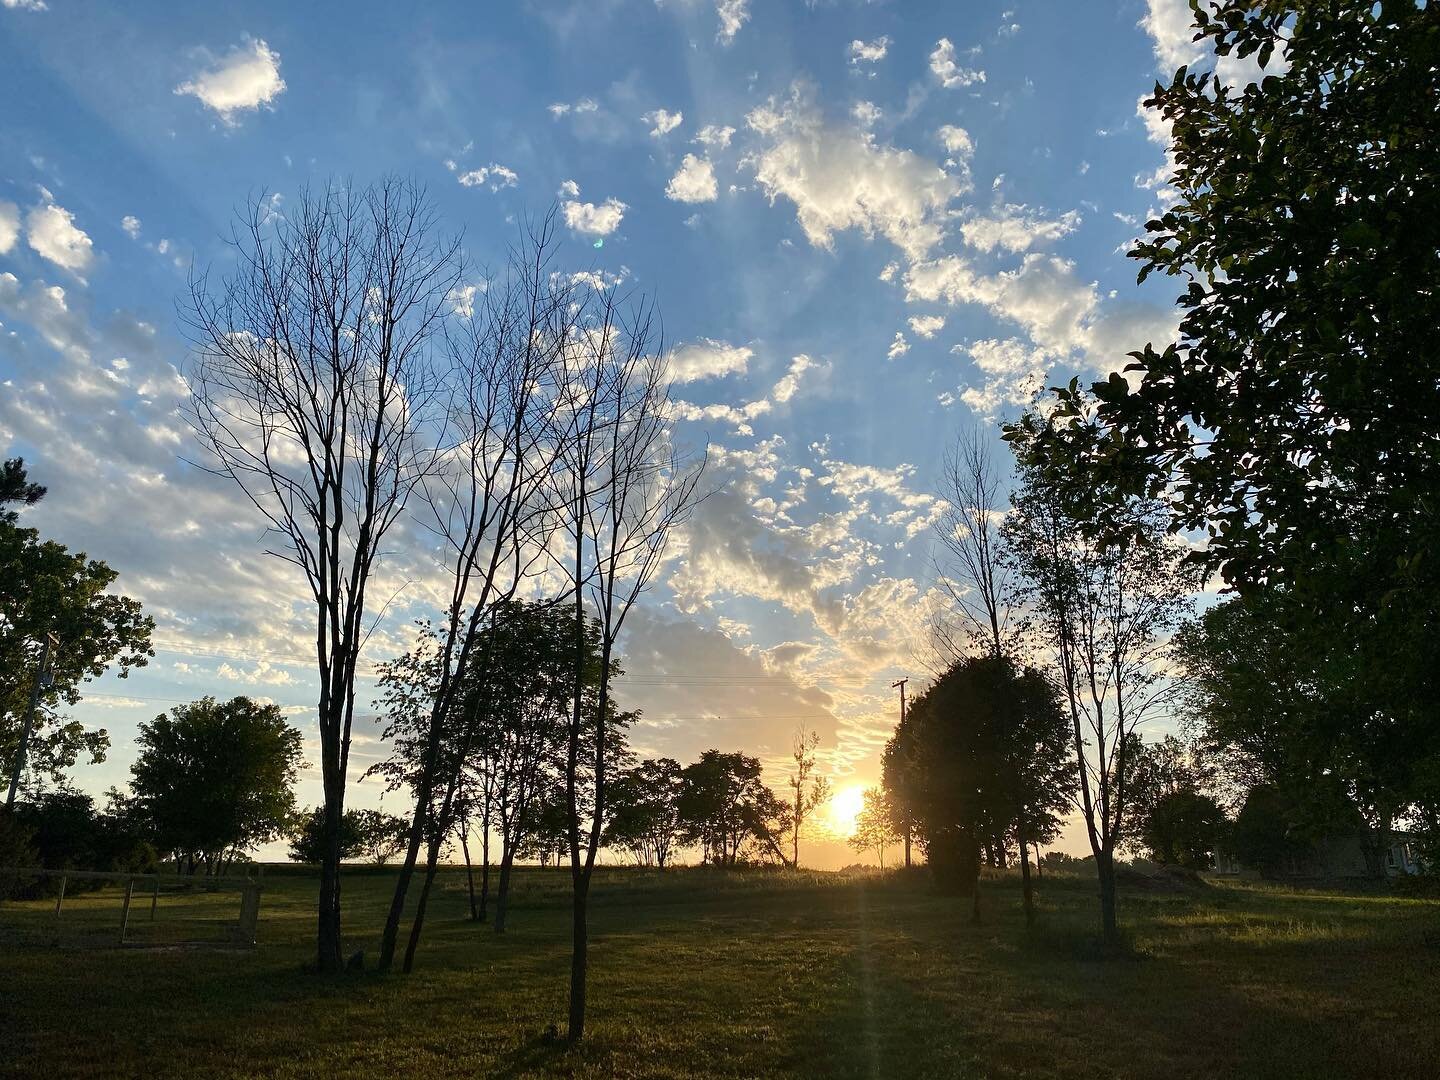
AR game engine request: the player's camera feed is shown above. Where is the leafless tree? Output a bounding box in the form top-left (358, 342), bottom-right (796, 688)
top-left (786, 727), bottom-right (831, 869)
top-left (551, 290), bottom-right (705, 1042)
top-left (378, 214), bottom-right (578, 973)
top-left (184, 179), bottom-right (459, 972)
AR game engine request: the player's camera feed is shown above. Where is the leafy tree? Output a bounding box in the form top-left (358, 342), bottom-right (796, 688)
top-left (678, 750), bottom-right (787, 866)
top-left (353, 809), bottom-right (409, 866)
top-left (848, 787), bottom-right (900, 869)
top-left (605, 758), bottom-right (684, 868)
top-left (891, 655), bottom-right (1073, 921)
top-left (1, 460), bottom-right (153, 792)
top-left (130, 697), bottom-right (304, 875)
top-left (289, 807), bottom-right (365, 864)
top-left (1019, 2), bottom-right (1440, 879)
top-left (881, 724), bottom-right (921, 868)
top-left (1143, 791), bottom-right (1227, 870)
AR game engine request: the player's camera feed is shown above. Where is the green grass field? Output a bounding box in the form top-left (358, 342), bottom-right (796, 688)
top-left (2, 865), bottom-right (1437, 1078)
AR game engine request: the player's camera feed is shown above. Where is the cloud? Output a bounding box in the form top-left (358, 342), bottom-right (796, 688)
top-left (671, 354), bottom-right (818, 436)
top-left (930, 39), bottom-right (986, 89)
top-left (0, 201), bottom-right (18, 253)
top-left (668, 338), bottom-right (752, 383)
top-left (217, 659), bottom-right (296, 686)
top-left (886, 332), bottom-right (909, 360)
top-left (744, 86), bottom-right (965, 261)
top-left (1, 0), bottom-right (47, 10)
top-left (847, 37), bottom-right (890, 65)
top-left (694, 124), bottom-right (735, 149)
top-left (936, 125), bottom-right (975, 156)
top-left (174, 37), bottom-right (286, 124)
top-left (26, 202), bottom-right (95, 273)
top-left (559, 181), bottom-right (627, 235)
top-left (852, 101), bottom-right (883, 128)
top-left (716, 0), bottom-right (749, 43)
top-left (644, 108), bottom-right (683, 137)
top-left (960, 204), bottom-right (1082, 253)
top-left (952, 337), bottom-right (1048, 419)
top-left (549, 97), bottom-right (600, 118)
top-left (120, 215), bottom-right (141, 239)
top-left (908, 314), bottom-right (944, 339)
top-left (665, 154), bottom-right (718, 203)
top-left (454, 163), bottom-right (519, 191)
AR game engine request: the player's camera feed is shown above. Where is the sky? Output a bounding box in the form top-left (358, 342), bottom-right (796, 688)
top-left (1, 0), bottom-right (1215, 867)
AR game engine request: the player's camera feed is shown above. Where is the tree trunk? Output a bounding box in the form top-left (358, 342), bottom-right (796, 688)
top-left (1096, 847), bottom-right (1119, 946)
top-left (461, 831), bottom-right (477, 921)
top-left (478, 826), bottom-right (491, 923)
top-left (904, 825), bottom-right (912, 869)
top-left (402, 834), bottom-right (445, 974)
top-left (1018, 832), bottom-right (1035, 928)
top-left (316, 787), bottom-right (344, 973)
top-left (566, 881), bottom-right (589, 1043)
top-left (494, 842), bottom-right (517, 934)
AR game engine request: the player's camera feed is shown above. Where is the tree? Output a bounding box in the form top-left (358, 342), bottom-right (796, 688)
top-left (605, 758), bottom-right (684, 868)
top-left (1142, 790), bottom-right (1227, 870)
top-left (1, 460), bottom-right (153, 798)
top-left (881, 725), bottom-right (920, 869)
top-left (375, 215), bottom-right (574, 973)
top-left (785, 728), bottom-right (831, 869)
top-left (999, 450), bottom-right (1197, 944)
top-left (848, 787), bottom-right (900, 869)
top-left (130, 697), bottom-right (303, 875)
top-left (1023, 3), bottom-right (1440, 880)
top-left (1123, 734), bottom-right (1220, 864)
top-left (678, 750), bottom-right (787, 866)
top-left (185, 179), bottom-right (460, 971)
top-left (289, 807), bottom-right (364, 864)
top-left (353, 809), bottom-right (409, 866)
top-left (891, 655), bottom-right (1072, 921)
top-left (551, 283), bottom-right (704, 1042)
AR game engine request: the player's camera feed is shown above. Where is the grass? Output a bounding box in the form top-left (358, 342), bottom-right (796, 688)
top-left (2, 864), bottom-right (1437, 1078)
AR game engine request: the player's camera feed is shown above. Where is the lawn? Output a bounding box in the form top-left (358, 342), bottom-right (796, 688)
top-left (2, 864), bottom-right (1437, 1079)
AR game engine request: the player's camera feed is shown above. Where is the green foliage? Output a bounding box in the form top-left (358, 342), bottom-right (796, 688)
top-left (604, 758), bottom-right (684, 867)
top-left (1142, 790), bottom-right (1228, 870)
top-left (847, 787), bottom-right (900, 868)
top-left (2, 788), bottom-right (158, 883)
top-left (677, 750), bottom-right (788, 865)
top-left (0, 459), bottom-right (153, 788)
top-left (288, 806), bottom-right (365, 864)
top-left (884, 655), bottom-right (1074, 894)
top-left (129, 696), bottom-right (304, 872)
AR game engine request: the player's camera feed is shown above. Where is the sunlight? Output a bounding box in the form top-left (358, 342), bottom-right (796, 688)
top-left (827, 785), bottom-right (866, 838)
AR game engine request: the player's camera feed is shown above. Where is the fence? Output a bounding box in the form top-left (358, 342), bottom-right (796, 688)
top-left (0, 866), bottom-right (263, 949)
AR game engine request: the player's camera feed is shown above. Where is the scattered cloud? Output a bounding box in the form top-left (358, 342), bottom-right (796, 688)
top-left (174, 37), bottom-right (286, 124)
top-left (886, 332), bottom-right (909, 360)
top-left (559, 180), bottom-right (627, 235)
top-left (454, 163), bottom-right (519, 191)
top-left (908, 314), bottom-right (944, 339)
top-left (549, 97), bottom-right (600, 118)
top-left (716, 0), bottom-right (749, 44)
top-left (2, 0), bottom-right (48, 11)
top-left (0, 201), bottom-right (18, 253)
top-left (665, 154), bottom-right (718, 203)
top-left (644, 108), bottom-right (684, 137)
top-left (120, 215), bottom-right (141, 239)
top-left (26, 202), bottom-right (95, 274)
top-left (694, 124), bottom-right (736, 149)
top-left (960, 204), bottom-right (1082, 253)
top-left (847, 37), bottom-right (890, 65)
top-left (667, 338), bottom-right (753, 383)
top-left (930, 38), bottom-right (986, 89)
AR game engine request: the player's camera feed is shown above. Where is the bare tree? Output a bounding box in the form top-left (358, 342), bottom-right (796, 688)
top-left (786, 727), bottom-right (831, 869)
top-left (552, 289), bottom-right (705, 1043)
top-left (1003, 469), bottom-right (1195, 945)
top-left (184, 179), bottom-right (459, 972)
top-left (376, 215), bottom-right (577, 973)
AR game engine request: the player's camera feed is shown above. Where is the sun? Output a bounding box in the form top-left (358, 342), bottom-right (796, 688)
top-left (826, 785), bottom-right (867, 838)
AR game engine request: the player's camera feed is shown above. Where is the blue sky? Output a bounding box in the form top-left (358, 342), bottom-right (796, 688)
top-left (1, 0), bottom-right (1210, 862)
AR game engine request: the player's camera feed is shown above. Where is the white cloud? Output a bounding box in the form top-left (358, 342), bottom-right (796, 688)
top-left (667, 338), bottom-right (752, 383)
top-left (26, 203), bottom-right (95, 273)
top-left (936, 125), bottom-right (975, 156)
top-left (848, 37), bottom-right (889, 65)
top-left (886, 332), bottom-right (909, 361)
top-left (672, 354), bottom-right (818, 436)
top-left (0, 201), bottom-right (18, 253)
top-left (852, 101), bottom-right (883, 128)
top-left (666, 154), bottom-right (718, 203)
top-left (744, 86), bottom-right (965, 261)
top-left (716, 0), bottom-right (749, 43)
top-left (549, 98), bottom-right (600, 118)
top-left (908, 314), bottom-right (945, 339)
top-left (930, 39), bottom-right (986, 89)
top-left (2, 0), bottom-right (48, 10)
top-left (960, 204), bottom-right (1082, 253)
top-left (447, 283), bottom-right (482, 318)
top-left (455, 163), bottom-right (519, 191)
top-left (694, 124), bottom-right (735, 149)
top-left (559, 182), bottom-right (627, 236)
top-left (174, 37), bottom-right (286, 124)
top-left (953, 337), bottom-right (1049, 419)
top-left (120, 215), bottom-right (141, 239)
top-left (644, 108), bottom-right (683, 137)
top-left (1140, 0), bottom-right (1203, 73)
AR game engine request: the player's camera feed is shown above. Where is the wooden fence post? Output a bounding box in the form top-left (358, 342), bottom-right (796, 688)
top-left (150, 878), bottom-right (159, 921)
top-left (235, 882), bottom-right (261, 947)
top-left (54, 874), bottom-right (67, 918)
top-left (119, 876), bottom-right (134, 945)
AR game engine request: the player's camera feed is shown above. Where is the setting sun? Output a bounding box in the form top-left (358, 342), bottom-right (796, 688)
top-left (826, 785), bottom-right (867, 838)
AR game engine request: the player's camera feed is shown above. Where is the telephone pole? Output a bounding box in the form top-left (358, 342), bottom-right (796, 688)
top-left (891, 677), bottom-right (907, 723)
top-left (7, 632), bottom-right (58, 809)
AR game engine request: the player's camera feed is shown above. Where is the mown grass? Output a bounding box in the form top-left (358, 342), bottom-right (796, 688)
top-left (2, 864), bottom-right (1436, 1078)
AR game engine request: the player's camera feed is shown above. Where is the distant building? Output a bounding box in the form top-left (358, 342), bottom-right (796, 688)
top-left (1213, 831), bottom-right (1425, 879)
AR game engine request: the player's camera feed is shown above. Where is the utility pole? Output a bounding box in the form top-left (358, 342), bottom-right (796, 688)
top-left (6, 632), bottom-right (58, 809)
top-left (891, 677), bottom-right (907, 723)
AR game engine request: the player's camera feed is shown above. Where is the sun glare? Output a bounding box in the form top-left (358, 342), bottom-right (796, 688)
top-left (827, 785), bottom-right (866, 838)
